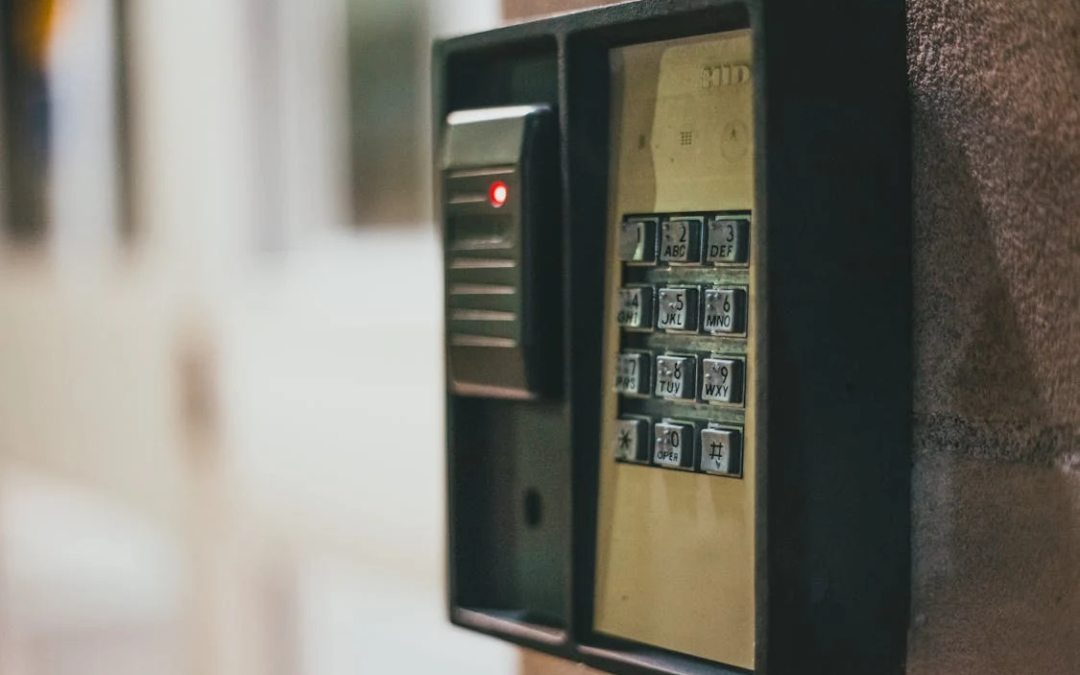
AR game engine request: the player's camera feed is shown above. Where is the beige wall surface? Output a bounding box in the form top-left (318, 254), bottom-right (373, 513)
top-left (508, 0), bottom-right (1080, 674)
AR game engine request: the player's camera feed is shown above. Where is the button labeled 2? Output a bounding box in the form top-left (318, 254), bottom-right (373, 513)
top-left (660, 218), bottom-right (702, 263)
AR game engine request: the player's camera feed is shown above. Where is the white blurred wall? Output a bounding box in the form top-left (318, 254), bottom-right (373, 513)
top-left (0, 1), bottom-right (512, 674)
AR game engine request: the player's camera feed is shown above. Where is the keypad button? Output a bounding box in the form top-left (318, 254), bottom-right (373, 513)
top-left (615, 352), bottom-right (650, 396)
top-left (613, 417), bottom-right (650, 463)
top-left (655, 354), bottom-right (696, 400)
top-left (653, 421), bottom-right (695, 469)
top-left (659, 218), bottom-right (703, 263)
top-left (700, 428), bottom-right (742, 476)
top-left (703, 288), bottom-right (746, 334)
top-left (705, 217), bottom-right (749, 264)
top-left (701, 358), bottom-right (744, 404)
top-left (656, 287), bottom-right (698, 331)
top-left (617, 218), bottom-right (657, 263)
top-left (616, 287), bottom-right (653, 329)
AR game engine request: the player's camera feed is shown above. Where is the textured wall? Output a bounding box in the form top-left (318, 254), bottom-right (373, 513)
top-left (907, 0), bottom-right (1080, 673)
top-left (505, 0), bottom-right (1080, 673)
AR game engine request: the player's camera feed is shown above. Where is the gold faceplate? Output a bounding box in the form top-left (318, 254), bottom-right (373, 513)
top-left (594, 30), bottom-right (756, 669)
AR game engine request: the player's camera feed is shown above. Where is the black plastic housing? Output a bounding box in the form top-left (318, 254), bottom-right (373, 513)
top-left (435, 2), bottom-right (911, 674)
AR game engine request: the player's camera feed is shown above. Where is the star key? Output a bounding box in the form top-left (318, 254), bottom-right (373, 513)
top-left (613, 418), bottom-right (648, 463)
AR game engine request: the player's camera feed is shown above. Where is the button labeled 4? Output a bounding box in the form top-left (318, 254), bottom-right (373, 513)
top-left (616, 287), bottom-right (653, 329)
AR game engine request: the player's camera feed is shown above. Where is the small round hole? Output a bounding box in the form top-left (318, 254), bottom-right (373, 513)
top-left (523, 489), bottom-right (542, 529)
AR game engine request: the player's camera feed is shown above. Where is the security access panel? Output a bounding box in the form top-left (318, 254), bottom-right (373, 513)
top-left (596, 30), bottom-right (756, 669)
top-left (436, 3), bottom-right (911, 675)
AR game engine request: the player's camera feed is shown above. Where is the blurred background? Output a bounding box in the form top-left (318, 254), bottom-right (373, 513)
top-left (0, 0), bottom-right (519, 673)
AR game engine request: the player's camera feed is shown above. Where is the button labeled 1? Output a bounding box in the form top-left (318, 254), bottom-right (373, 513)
top-left (613, 418), bottom-right (650, 463)
top-left (654, 421), bottom-right (695, 469)
top-left (656, 287), bottom-right (698, 331)
top-left (655, 354), bottom-right (696, 400)
top-left (705, 217), bottom-right (749, 264)
top-left (700, 427), bottom-right (742, 476)
top-left (701, 358), bottom-right (744, 404)
top-left (616, 287), bottom-right (653, 329)
top-left (615, 352), bottom-right (650, 395)
top-left (660, 218), bottom-right (702, 263)
top-left (703, 288), bottom-right (746, 334)
top-left (617, 218), bottom-right (657, 263)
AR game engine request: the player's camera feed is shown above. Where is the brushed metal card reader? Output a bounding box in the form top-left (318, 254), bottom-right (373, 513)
top-left (442, 105), bottom-right (560, 399)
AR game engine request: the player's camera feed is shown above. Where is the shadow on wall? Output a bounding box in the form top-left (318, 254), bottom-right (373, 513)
top-left (908, 0), bottom-right (1080, 673)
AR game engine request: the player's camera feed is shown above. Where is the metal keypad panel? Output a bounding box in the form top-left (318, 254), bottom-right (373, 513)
top-left (610, 211), bottom-right (752, 477)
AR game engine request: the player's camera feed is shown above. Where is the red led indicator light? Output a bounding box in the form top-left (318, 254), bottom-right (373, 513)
top-left (489, 181), bottom-right (508, 208)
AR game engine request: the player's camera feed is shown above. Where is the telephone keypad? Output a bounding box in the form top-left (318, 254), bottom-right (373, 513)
top-left (612, 211), bottom-right (750, 479)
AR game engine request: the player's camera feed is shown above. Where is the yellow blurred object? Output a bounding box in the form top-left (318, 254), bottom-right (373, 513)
top-left (14, 0), bottom-right (64, 66)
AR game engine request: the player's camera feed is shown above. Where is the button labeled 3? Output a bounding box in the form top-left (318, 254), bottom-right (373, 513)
top-left (705, 217), bottom-right (749, 264)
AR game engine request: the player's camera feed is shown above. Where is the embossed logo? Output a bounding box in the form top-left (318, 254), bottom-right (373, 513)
top-left (701, 64), bottom-right (751, 88)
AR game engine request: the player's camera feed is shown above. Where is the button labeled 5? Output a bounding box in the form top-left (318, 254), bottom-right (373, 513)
top-left (656, 287), bottom-right (698, 331)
